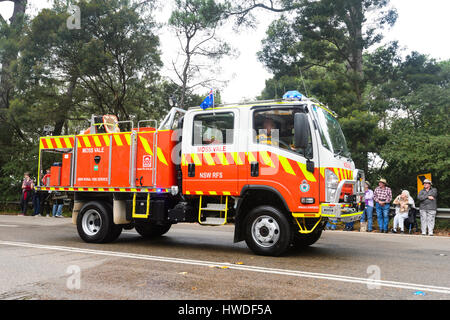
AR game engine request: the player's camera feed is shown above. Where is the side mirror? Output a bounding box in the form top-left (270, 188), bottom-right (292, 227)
top-left (294, 113), bottom-right (309, 149)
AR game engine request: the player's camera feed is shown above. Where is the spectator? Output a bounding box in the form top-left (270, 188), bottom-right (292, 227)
top-left (391, 190), bottom-right (415, 234)
top-left (32, 184), bottom-right (41, 216)
top-left (42, 169), bottom-right (51, 186)
top-left (326, 219), bottom-right (337, 230)
top-left (360, 181), bottom-right (374, 232)
top-left (343, 220), bottom-right (354, 231)
top-left (52, 191), bottom-right (64, 218)
top-left (418, 179), bottom-right (438, 236)
top-left (373, 178), bottom-right (392, 233)
top-left (19, 172), bottom-right (34, 216)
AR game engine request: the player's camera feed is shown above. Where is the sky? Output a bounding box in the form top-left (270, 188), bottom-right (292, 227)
top-left (1, 0), bottom-right (450, 104)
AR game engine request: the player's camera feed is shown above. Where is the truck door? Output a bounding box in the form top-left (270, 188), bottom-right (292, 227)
top-left (247, 107), bottom-right (320, 213)
top-left (181, 109), bottom-right (240, 196)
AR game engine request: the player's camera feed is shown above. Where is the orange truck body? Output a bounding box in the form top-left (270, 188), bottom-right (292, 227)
top-left (35, 97), bottom-right (365, 256)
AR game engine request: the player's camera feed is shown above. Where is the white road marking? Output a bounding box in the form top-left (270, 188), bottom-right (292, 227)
top-left (0, 240), bottom-right (449, 295)
top-left (0, 225), bottom-right (18, 228)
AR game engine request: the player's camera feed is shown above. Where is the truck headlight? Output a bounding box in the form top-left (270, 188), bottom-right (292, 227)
top-left (325, 169), bottom-right (339, 202)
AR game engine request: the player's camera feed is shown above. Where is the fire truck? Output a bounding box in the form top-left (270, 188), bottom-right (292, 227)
top-left (35, 91), bottom-right (365, 256)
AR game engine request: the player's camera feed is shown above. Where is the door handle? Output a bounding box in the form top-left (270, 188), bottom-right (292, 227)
top-left (250, 162), bottom-right (259, 177)
top-left (188, 163), bottom-right (195, 177)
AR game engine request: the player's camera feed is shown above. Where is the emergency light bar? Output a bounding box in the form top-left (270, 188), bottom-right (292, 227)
top-left (283, 90), bottom-right (303, 101)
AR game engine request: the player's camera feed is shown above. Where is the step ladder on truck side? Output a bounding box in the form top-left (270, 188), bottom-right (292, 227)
top-left (198, 195), bottom-right (229, 226)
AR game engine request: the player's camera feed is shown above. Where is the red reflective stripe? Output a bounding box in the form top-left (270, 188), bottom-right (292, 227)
top-left (77, 137), bottom-right (84, 148)
top-left (41, 139), bottom-right (48, 149)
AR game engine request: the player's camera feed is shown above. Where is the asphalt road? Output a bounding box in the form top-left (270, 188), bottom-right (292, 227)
top-left (0, 215), bottom-right (449, 300)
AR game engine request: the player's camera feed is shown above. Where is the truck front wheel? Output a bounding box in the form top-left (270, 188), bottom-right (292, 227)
top-left (244, 205), bottom-right (293, 256)
top-left (77, 201), bottom-right (122, 243)
top-left (292, 228), bottom-right (323, 249)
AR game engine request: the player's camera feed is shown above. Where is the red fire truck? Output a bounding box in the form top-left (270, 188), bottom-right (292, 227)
top-left (36, 91), bottom-right (365, 256)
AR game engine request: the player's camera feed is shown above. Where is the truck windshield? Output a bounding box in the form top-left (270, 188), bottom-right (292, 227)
top-left (312, 105), bottom-right (351, 158)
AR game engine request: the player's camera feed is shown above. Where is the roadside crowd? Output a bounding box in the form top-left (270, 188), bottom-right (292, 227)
top-left (18, 170), bottom-right (66, 218)
top-left (327, 178), bottom-right (439, 236)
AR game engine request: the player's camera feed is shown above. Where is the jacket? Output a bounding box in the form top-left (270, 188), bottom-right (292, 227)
top-left (418, 187), bottom-right (437, 210)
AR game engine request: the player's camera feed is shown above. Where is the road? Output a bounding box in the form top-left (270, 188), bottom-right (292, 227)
top-left (0, 214), bottom-right (449, 300)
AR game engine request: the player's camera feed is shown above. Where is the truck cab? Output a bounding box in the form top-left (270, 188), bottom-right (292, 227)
top-left (178, 91), bottom-right (364, 255)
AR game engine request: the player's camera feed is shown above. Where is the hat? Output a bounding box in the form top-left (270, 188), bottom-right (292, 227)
top-left (423, 179), bottom-right (432, 185)
top-left (379, 178), bottom-right (387, 185)
top-left (365, 181), bottom-right (371, 187)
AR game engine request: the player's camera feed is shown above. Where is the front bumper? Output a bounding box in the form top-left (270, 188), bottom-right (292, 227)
top-left (320, 203), bottom-right (363, 223)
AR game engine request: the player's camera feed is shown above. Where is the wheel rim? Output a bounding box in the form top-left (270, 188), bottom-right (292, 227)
top-left (251, 215), bottom-right (280, 248)
top-left (82, 209), bottom-right (102, 236)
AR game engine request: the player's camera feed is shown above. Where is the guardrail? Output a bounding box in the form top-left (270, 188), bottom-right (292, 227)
top-left (383, 207), bottom-right (450, 219)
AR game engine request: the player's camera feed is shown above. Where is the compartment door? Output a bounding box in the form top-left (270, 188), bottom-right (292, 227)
top-left (135, 131), bottom-right (156, 187)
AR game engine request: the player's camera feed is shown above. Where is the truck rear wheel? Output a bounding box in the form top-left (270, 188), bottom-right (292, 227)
top-left (77, 201), bottom-right (122, 243)
top-left (244, 205), bottom-right (292, 256)
top-left (135, 223), bottom-right (171, 239)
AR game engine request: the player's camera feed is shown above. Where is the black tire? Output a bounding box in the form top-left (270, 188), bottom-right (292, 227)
top-left (77, 201), bottom-right (122, 243)
top-left (135, 222), bottom-right (171, 239)
top-left (244, 205), bottom-right (293, 256)
top-left (292, 228), bottom-right (322, 249)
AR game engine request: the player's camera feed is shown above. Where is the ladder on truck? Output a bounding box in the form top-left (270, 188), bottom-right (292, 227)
top-left (198, 195), bottom-right (229, 226)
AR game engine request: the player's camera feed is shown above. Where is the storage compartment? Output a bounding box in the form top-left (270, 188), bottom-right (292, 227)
top-left (60, 153), bottom-right (72, 186)
top-left (50, 163), bottom-right (62, 186)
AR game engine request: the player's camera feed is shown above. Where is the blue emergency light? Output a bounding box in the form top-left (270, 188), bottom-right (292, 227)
top-left (283, 90), bottom-right (303, 101)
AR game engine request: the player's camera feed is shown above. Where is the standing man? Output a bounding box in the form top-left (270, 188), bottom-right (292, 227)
top-left (373, 178), bottom-right (392, 233)
top-left (418, 179), bottom-right (438, 236)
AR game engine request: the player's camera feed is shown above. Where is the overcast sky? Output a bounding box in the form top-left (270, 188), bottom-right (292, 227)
top-left (1, 0), bottom-right (449, 104)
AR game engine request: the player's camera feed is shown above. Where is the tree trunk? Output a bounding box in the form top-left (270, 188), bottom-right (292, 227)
top-left (0, 0), bottom-right (27, 110)
top-left (53, 76), bottom-right (78, 136)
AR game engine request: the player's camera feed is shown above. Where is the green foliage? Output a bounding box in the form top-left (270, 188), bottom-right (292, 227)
top-left (257, 1), bottom-right (449, 207)
top-left (0, 0), bottom-right (169, 200)
top-left (368, 51), bottom-right (450, 206)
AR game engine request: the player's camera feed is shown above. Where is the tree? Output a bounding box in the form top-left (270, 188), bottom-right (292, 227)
top-left (168, 0), bottom-right (231, 108)
top-left (0, 0), bottom-right (27, 110)
top-left (17, 0), bottom-right (163, 131)
top-left (366, 50), bottom-right (450, 205)
top-left (256, 0), bottom-right (397, 172)
top-left (258, 0), bottom-right (397, 103)
top-left (0, 0), bottom-right (165, 199)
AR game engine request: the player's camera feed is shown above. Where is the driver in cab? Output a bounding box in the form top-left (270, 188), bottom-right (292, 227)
top-left (257, 117), bottom-right (300, 152)
top-left (256, 118), bottom-right (279, 146)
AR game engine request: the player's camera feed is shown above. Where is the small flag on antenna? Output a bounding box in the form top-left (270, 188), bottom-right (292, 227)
top-left (200, 89), bottom-right (214, 110)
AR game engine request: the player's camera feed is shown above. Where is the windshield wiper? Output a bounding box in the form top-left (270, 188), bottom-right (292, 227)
top-left (334, 148), bottom-right (344, 157)
top-left (334, 148), bottom-right (351, 159)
